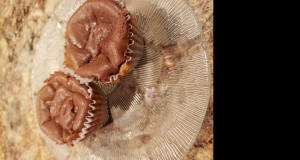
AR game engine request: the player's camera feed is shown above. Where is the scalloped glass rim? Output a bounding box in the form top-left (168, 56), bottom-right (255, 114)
top-left (32, 0), bottom-right (211, 159)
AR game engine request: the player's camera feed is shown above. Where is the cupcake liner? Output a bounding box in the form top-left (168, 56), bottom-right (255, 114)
top-left (112, 0), bottom-right (144, 81)
top-left (36, 70), bottom-right (108, 146)
top-left (72, 81), bottom-right (108, 145)
top-left (117, 12), bottom-right (144, 79)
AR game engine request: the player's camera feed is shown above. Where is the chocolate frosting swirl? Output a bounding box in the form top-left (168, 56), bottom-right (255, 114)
top-left (36, 72), bottom-right (92, 145)
top-left (64, 0), bottom-right (130, 82)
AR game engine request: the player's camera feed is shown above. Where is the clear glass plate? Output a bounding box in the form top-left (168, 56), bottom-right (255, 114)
top-left (32, 0), bottom-right (211, 159)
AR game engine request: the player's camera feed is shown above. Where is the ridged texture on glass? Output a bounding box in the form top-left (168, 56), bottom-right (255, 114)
top-left (32, 0), bottom-right (210, 159)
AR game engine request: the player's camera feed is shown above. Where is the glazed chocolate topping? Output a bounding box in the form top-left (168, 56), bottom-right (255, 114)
top-left (65, 0), bottom-right (130, 82)
top-left (36, 72), bottom-right (91, 144)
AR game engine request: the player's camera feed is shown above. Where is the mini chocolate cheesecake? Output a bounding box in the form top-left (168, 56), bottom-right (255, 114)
top-left (64, 0), bottom-right (144, 82)
top-left (36, 71), bottom-right (108, 146)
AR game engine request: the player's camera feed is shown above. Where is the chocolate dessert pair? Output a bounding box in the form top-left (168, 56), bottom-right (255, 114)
top-left (36, 0), bottom-right (143, 146)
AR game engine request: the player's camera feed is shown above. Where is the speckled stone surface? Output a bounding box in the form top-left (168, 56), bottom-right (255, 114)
top-left (0, 0), bottom-right (213, 159)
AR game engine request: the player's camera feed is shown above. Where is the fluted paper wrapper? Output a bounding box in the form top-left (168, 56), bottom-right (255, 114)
top-left (110, 0), bottom-right (144, 82)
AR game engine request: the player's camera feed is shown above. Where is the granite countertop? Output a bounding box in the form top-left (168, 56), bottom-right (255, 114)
top-left (0, 0), bottom-right (213, 159)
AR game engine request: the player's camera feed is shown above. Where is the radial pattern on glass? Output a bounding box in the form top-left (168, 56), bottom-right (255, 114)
top-left (32, 0), bottom-right (210, 159)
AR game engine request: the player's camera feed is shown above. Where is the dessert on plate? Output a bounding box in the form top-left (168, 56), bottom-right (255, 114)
top-left (36, 71), bottom-right (108, 146)
top-left (64, 0), bottom-right (144, 82)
